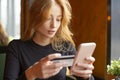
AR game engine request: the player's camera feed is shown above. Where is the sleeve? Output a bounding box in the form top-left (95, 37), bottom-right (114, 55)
top-left (3, 40), bottom-right (27, 80)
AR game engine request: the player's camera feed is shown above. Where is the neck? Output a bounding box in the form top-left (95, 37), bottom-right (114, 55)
top-left (33, 36), bottom-right (51, 46)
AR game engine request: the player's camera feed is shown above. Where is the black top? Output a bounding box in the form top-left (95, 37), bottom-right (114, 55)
top-left (4, 39), bottom-right (94, 80)
top-left (0, 46), bottom-right (8, 53)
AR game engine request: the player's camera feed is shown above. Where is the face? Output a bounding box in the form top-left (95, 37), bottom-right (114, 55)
top-left (34, 2), bottom-right (62, 40)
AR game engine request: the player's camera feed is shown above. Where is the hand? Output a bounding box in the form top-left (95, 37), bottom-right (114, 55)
top-left (25, 53), bottom-right (66, 80)
top-left (70, 56), bottom-right (95, 79)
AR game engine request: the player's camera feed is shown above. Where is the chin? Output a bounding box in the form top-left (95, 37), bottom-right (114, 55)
top-left (46, 35), bottom-right (55, 38)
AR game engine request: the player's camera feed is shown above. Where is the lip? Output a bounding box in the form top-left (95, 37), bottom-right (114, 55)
top-left (48, 30), bottom-right (56, 32)
top-left (48, 30), bottom-right (56, 34)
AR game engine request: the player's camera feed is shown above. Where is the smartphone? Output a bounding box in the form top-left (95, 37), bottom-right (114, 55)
top-left (72, 42), bottom-right (96, 67)
top-left (52, 55), bottom-right (74, 67)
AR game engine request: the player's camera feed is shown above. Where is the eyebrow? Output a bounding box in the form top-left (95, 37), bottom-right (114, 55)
top-left (50, 14), bottom-right (62, 18)
top-left (57, 15), bottom-right (62, 18)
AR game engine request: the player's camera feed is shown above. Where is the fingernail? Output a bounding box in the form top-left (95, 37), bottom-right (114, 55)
top-left (55, 53), bottom-right (61, 56)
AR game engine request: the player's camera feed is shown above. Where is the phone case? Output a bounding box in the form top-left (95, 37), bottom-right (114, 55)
top-left (72, 42), bottom-right (96, 67)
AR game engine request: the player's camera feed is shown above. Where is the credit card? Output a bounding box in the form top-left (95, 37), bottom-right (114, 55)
top-left (52, 55), bottom-right (74, 67)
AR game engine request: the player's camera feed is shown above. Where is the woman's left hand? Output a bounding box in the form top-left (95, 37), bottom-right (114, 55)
top-left (70, 56), bottom-right (95, 79)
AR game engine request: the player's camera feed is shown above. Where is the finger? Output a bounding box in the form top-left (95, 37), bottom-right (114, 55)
top-left (72, 68), bottom-right (93, 74)
top-left (49, 60), bottom-right (68, 69)
top-left (71, 69), bottom-right (92, 78)
top-left (87, 64), bottom-right (94, 70)
top-left (75, 74), bottom-right (91, 79)
top-left (50, 69), bottom-right (61, 76)
top-left (85, 56), bottom-right (95, 64)
top-left (44, 67), bottom-right (63, 78)
top-left (46, 53), bottom-right (62, 60)
top-left (37, 66), bottom-right (62, 79)
top-left (74, 63), bottom-right (94, 70)
top-left (47, 66), bottom-right (62, 74)
top-left (40, 53), bottom-right (61, 62)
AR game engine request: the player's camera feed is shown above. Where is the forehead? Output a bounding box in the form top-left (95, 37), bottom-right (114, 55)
top-left (51, 1), bottom-right (62, 16)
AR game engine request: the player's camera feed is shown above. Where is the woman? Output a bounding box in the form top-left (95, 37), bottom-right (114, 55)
top-left (4, 0), bottom-right (95, 80)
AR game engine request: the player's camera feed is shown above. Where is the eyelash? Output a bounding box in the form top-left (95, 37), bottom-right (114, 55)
top-left (56, 18), bottom-right (61, 22)
top-left (47, 17), bottom-right (62, 22)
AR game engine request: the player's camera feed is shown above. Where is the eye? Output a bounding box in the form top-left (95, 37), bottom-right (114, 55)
top-left (56, 18), bottom-right (62, 22)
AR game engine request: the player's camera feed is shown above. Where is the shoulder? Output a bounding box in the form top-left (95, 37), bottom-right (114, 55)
top-left (7, 39), bottom-right (23, 51)
top-left (8, 39), bottom-right (31, 46)
top-left (8, 39), bottom-right (24, 47)
top-left (6, 39), bottom-right (23, 58)
top-left (7, 39), bottom-right (32, 55)
top-left (8, 39), bottom-right (31, 50)
top-left (8, 39), bottom-right (35, 50)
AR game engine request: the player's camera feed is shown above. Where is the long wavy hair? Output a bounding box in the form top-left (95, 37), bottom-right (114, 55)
top-left (22, 0), bottom-right (75, 52)
top-left (0, 22), bottom-right (9, 46)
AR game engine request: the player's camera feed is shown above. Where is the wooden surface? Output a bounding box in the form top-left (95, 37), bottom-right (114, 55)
top-left (69, 0), bottom-right (107, 79)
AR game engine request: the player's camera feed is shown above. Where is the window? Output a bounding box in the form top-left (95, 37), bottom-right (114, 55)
top-left (111, 0), bottom-right (120, 60)
top-left (0, 0), bottom-right (21, 39)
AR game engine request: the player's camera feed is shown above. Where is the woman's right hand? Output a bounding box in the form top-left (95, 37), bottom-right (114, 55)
top-left (25, 53), bottom-right (65, 80)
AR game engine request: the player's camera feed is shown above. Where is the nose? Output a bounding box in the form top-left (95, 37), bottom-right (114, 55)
top-left (51, 19), bottom-right (56, 28)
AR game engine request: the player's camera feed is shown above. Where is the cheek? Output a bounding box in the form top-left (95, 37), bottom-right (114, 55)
top-left (56, 25), bottom-right (60, 32)
top-left (37, 24), bottom-right (47, 31)
top-left (57, 22), bottom-right (61, 29)
top-left (36, 26), bottom-right (46, 33)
